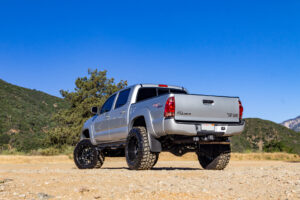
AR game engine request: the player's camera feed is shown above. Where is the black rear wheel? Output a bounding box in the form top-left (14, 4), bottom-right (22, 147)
top-left (152, 153), bottom-right (159, 168)
top-left (196, 144), bottom-right (231, 170)
top-left (74, 139), bottom-right (104, 169)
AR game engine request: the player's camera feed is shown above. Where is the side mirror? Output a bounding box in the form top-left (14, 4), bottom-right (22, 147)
top-left (91, 106), bottom-right (98, 115)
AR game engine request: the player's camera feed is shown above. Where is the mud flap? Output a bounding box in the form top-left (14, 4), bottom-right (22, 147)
top-left (149, 135), bottom-right (162, 152)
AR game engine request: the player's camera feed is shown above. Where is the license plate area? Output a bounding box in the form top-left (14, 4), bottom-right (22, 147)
top-left (201, 123), bottom-right (215, 131)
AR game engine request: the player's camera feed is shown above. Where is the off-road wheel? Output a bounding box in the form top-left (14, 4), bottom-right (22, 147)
top-left (125, 126), bottom-right (157, 170)
top-left (74, 139), bottom-right (104, 169)
top-left (196, 144), bottom-right (231, 170)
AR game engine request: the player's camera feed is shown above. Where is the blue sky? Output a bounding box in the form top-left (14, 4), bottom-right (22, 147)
top-left (0, 0), bottom-right (299, 123)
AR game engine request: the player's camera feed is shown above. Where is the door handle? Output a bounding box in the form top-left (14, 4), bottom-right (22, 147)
top-left (105, 115), bottom-right (110, 118)
top-left (203, 99), bottom-right (214, 104)
top-left (120, 111), bottom-right (126, 114)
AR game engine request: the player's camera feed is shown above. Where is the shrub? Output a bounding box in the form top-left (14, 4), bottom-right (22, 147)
top-left (263, 141), bottom-right (293, 153)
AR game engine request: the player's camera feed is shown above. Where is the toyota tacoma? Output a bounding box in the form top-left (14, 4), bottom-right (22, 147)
top-left (73, 84), bottom-right (245, 170)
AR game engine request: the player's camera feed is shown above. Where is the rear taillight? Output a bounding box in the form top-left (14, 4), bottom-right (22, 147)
top-left (239, 100), bottom-right (243, 120)
top-left (164, 97), bottom-right (175, 117)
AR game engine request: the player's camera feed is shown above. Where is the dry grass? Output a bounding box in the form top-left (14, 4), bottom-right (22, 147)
top-left (0, 152), bottom-right (299, 164)
top-left (231, 152), bottom-right (300, 162)
top-left (0, 155), bottom-right (72, 164)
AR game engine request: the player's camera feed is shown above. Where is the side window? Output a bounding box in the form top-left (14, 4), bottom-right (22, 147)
top-left (136, 88), bottom-right (157, 102)
top-left (100, 94), bottom-right (116, 114)
top-left (115, 89), bottom-right (131, 109)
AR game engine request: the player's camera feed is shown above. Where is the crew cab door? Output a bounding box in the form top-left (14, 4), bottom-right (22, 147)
top-left (109, 88), bottom-right (131, 142)
top-left (93, 94), bottom-right (116, 143)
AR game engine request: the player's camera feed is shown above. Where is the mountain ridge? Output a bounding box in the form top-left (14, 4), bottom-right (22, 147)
top-left (281, 116), bottom-right (300, 132)
top-left (232, 118), bottom-right (300, 154)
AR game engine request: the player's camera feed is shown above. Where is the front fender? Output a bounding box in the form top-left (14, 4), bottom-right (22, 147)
top-left (81, 116), bottom-right (97, 145)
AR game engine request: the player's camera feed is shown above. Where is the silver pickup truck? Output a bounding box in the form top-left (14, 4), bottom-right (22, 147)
top-left (74, 84), bottom-right (245, 170)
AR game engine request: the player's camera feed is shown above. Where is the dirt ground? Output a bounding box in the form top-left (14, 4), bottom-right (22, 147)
top-left (0, 153), bottom-right (299, 200)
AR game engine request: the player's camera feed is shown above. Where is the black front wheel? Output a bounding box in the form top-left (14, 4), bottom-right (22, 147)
top-left (73, 139), bottom-right (104, 169)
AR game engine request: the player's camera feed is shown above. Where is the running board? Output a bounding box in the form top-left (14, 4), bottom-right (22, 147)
top-left (96, 141), bottom-right (126, 149)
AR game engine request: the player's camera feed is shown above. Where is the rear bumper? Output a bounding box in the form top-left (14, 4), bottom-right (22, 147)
top-left (163, 118), bottom-right (245, 137)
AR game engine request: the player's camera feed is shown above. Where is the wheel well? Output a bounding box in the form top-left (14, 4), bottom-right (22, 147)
top-left (132, 116), bottom-right (146, 128)
top-left (131, 116), bottom-right (162, 152)
top-left (82, 129), bottom-right (90, 138)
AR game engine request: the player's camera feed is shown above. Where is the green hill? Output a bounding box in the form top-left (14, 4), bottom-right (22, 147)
top-left (231, 118), bottom-right (300, 154)
top-left (0, 79), bottom-right (68, 152)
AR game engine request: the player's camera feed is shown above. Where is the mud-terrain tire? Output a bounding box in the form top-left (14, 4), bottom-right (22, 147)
top-left (196, 144), bottom-right (231, 170)
top-left (125, 126), bottom-right (157, 170)
top-left (74, 139), bottom-right (104, 169)
top-left (95, 151), bottom-right (105, 168)
top-left (152, 153), bottom-right (159, 168)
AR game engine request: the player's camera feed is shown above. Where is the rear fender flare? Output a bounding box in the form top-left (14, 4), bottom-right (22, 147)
top-left (130, 110), bottom-right (162, 152)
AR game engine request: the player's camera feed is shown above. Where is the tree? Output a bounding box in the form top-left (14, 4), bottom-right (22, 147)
top-left (48, 69), bottom-right (127, 146)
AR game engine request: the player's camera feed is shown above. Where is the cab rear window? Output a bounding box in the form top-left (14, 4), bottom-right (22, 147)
top-left (170, 89), bottom-right (187, 94)
top-left (136, 88), bottom-right (157, 102)
top-left (136, 87), bottom-right (187, 102)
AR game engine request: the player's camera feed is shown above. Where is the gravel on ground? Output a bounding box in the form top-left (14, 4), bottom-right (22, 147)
top-left (0, 154), bottom-right (299, 200)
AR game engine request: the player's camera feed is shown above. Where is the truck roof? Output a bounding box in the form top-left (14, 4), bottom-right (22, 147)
top-left (129, 84), bottom-right (185, 91)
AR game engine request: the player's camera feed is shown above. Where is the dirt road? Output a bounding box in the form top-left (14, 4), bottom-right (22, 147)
top-left (0, 154), bottom-right (299, 200)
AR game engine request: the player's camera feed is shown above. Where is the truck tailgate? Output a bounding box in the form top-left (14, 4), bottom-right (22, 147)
top-left (174, 94), bottom-right (240, 123)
